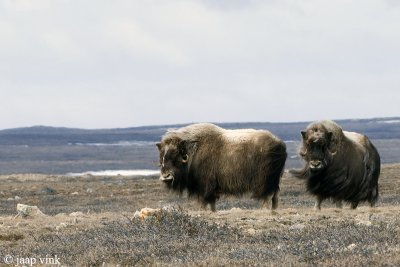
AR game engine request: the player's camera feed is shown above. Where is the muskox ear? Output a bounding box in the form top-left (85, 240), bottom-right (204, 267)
top-left (156, 142), bottom-right (162, 151)
top-left (301, 131), bottom-right (307, 139)
top-left (181, 154), bottom-right (189, 163)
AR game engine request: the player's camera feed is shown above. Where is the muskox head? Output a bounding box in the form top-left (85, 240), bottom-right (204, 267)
top-left (156, 137), bottom-right (195, 189)
top-left (299, 124), bottom-right (336, 174)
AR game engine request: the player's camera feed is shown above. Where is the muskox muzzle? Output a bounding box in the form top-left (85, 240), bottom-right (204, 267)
top-left (159, 173), bottom-right (174, 182)
top-left (309, 160), bottom-right (325, 172)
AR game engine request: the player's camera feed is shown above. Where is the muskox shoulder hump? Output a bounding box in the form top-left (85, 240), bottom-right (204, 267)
top-left (222, 129), bottom-right (267, 142)
top-left (163, 123), bottom-right (221, 142)
top-left (343, 131), bottom-right (367, 144)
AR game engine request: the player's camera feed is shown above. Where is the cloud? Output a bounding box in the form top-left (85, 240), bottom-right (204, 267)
top-left (103, 17), bottom-right (188, 66)
top-left (0, 0), bottom-right (399, 129)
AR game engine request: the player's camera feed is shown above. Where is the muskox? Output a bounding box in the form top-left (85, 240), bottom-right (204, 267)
top-left (156, 123), bottom-right (287, 211)
top-left (290, 120), bottom-right (381, 210)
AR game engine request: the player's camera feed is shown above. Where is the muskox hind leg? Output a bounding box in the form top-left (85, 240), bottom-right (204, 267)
top-left (369, 186), bottom-right (379, 208)
top-left (271, 189), bottom-right (279, 210)
top-left (262, 190), bottom-right (279, 210)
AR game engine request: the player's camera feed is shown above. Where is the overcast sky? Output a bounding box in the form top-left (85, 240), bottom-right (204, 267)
top-left (0, 0), bottom-right (399, 129)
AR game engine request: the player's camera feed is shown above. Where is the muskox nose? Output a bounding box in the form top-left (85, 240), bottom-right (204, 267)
top-left (309, 160), bottom-right (323, 170)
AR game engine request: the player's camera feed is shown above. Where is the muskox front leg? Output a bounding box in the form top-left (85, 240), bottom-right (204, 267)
top-left (209, 202), bottom-right (216, 212)
top-left (201, 200), bottom-right (216, 212)
top-left (334, 199), bottom-right (343, 209)
top-left (350, 201), bottom-right (359, 209)
top-left (314, 195), bottom-right (323, 210)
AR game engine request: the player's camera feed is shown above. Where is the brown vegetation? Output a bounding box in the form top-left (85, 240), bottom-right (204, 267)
top-left (0, 164), bottom-right (399, 266)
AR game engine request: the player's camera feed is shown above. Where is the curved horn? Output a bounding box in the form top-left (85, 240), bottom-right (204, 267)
top-left (181, 154), bottom-right (189, 163)
top-left (299, 148), bottom-right (307, 157)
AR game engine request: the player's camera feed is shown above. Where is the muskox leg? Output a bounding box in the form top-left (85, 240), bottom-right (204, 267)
top-left (209, 202), bottom-right (216, 212)
top-left (334, 200), bottom-right (343, 209)
top-left (262, 196), bottom-right (271, 209)
top-left (350, 201), bottom-right (359, 209)
top-left (271, 190), bottom-right (279, 210)
top-left (314, 196), bottom-right (323, 210)
top-left (261, 191), bottom-right (279, 210)
top-left (201, 198), bottom-right (217, 212)
top-left (369, 186), bottom-right (379, 208)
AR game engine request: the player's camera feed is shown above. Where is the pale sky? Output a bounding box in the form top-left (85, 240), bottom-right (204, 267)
top-left (0, 0), bottom-right (399, 129)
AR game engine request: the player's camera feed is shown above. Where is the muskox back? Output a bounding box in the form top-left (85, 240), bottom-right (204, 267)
top-left (290, 120), bottom-right (381, 209)
top-left (157, 123), bottom-right (287, 211)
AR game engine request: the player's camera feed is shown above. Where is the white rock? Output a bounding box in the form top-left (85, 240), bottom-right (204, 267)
top-left (230, 207), bottom-right (242, 212)
top-left (16, 203), bottom-right (46, 218)
top-left (69, 212), bottom-right (85, 217)
top-left (133, 207), bottom-right (161, 220)
top-left (289, 223), bottom-right (306, 230)
top-left (356, 220), bottom-right (372, 227)
top-left (245, 228), bottom-right (257, 235)
top-left (161, 205), bottom-right (175, 212)
top-left (56, 223), bottom-right (68, 231)
top-left (346, 243), bottom-right (357, 251)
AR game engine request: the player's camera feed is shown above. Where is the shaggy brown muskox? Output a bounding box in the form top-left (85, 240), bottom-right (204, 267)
top-left (290, 120), bottom-right (381, 210)
top-left (156, 123), bottom-right (287, 211)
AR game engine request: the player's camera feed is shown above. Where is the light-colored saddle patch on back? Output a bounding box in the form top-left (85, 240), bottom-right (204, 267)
top-left (223, 129), bottom-right (261, 143)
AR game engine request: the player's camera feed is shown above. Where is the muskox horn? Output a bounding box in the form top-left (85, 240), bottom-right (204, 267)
top-left (181, 154), bottom-right (189, 163)
top-left (299, 149), bottom-right (307, 157)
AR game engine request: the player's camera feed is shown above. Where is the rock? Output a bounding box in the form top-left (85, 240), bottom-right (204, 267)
top-left (289, 223), bottom-right (306, 231)
top-left (230, 207), bottom-right (242, 212)
top-left (346, 243), bottom-right (357, 251)
top-left (14, 196), bottom-right (21, 200)
top-left (71, 192), bottom-right (79, 195)
top-left (161, 205), bottom-right (175, 212)
top-left (38, 187), bottom-right (57, 195)
top-left (16, 203), bottom-right (46, 218)
top-left (56, 223), bottom-right (68, 231)
top-left (369, 214), bottom-right (386, 223)
top-left (69, 212), bottom-right (85, 217)
top-left (133, 207), bottom-right (161, 220)
top-left (356, 220), bottom-right (372, 227)
top-left (86, 188), bottom-right (94, 194)
top-left (245, 228), bottom-right (257, 235)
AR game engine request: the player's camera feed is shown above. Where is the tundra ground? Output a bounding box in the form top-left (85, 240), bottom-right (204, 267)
top-left (0, 164), bottom-right (399, 266)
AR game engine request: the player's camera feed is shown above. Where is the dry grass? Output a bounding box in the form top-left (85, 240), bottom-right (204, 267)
top-left (1, 164), bottom-right (400, 266)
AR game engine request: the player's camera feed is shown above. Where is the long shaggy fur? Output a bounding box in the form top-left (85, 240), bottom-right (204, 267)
top-left (157, 123), bottom-right (287, 211)
top-left (290, 120), bottom-right (381, 209)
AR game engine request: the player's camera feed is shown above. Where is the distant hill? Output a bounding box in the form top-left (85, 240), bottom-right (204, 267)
top-left (0, 117), bottom-right (399, 146)
top-left (0, 117), bottom-right (399, 174)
